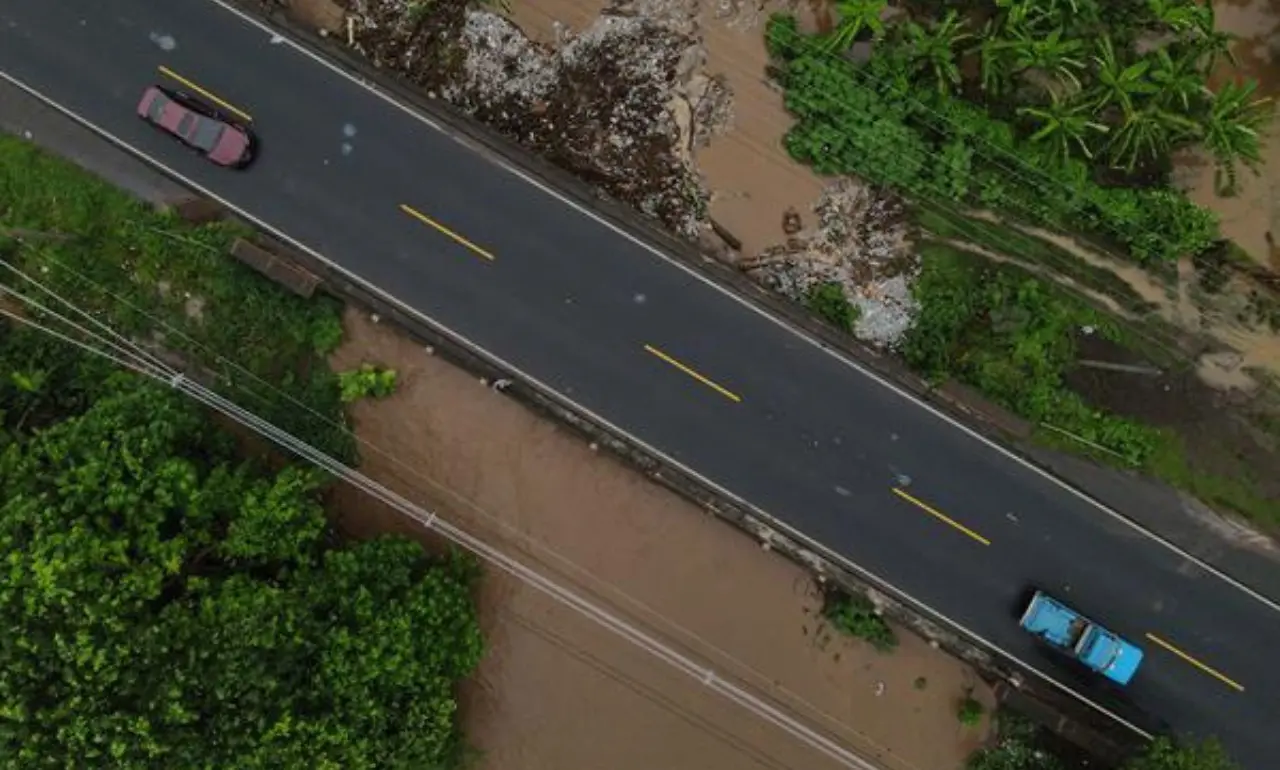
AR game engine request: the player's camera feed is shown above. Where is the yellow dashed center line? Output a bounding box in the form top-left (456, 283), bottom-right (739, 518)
top-left (157, 65), bottom-right (252, 122)
top-left (1145, 633), bottom-right (1245, 692)
top-left (643, 344), bottom-right (742, 403)
top-left (890, 488), bottom-right (991, 546)
top-left (399, 204), bottom-right (496, 262)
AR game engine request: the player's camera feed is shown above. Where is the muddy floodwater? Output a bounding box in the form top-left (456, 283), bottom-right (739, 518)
top-left (1179, 0), bottom-right (1280, 271)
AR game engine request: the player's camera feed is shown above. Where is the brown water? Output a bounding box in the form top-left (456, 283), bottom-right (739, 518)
top-left (1177, 0), bottom-right (1280, 271)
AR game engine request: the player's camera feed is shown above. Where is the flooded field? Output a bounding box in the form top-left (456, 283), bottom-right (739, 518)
top-left (1178, 0), bottom-right (1280, 271)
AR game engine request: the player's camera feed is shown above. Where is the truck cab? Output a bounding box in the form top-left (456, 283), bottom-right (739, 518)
top-left (1019, 590), bottom-right (1144, 686)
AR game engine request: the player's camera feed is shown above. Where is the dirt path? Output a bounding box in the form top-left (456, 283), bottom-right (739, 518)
top-left (330, 309), bottom-right (992, 770)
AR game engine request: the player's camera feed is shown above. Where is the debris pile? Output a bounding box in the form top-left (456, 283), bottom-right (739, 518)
top-left (742, 179), bottom-right (920, 348)
top-left (343, 0), bottom-right (733, 238)
top-left (344, 0), bottom-right (474, 90)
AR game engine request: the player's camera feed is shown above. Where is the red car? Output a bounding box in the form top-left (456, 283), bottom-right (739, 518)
top-left (136, 85), bottom-right (255, 168)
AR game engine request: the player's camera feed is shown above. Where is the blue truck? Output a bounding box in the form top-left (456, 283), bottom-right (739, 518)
top-left (1019, 590), bottom-right (1145, 686)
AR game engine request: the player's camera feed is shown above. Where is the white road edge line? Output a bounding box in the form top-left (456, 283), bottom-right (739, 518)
top-left (204, 0), bottom-right (1280, 620)
top-left (0, 68), bottom-right (1158, 742)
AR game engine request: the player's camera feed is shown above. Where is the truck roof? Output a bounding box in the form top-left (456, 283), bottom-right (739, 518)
top-left (1020, 591), bottom-right (1086, 648)
top-left (1019, 590), bottom-right (1144, 685)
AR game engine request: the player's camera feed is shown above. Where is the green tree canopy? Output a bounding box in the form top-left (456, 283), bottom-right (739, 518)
top-left (1127, 737), bottom-right (1240, 770)
top-left (0, 361), bottom-right (483, 769)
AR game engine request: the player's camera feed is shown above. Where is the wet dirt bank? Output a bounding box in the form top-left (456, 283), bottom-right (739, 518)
top-left (329, 308), bottom-right (993, 770)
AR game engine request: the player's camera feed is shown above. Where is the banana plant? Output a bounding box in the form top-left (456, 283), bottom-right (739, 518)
top-left (900, 10), bottom-right (972, 96)
top-left (822, 0), bottom-right (887, 54)
top-left (1089, 36), bottom-right (1158, 118)
top-left (988, 23), bottom-right (1087, 93)
top-left (1106, 103), bottom-right (1197, 171)
top-left (1019, 90), bottom-right (1110, 165)
top-left (971, 19), bottom-right (1017, 96)
top-left (1147, 47), bottom-right (1204, 112)
top-left (1198, 78), bottom-right (1275, 194)
top-left (1145, 0), bottom-right (1211, 35)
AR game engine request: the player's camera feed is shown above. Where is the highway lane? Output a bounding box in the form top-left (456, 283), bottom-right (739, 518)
top-left (2, 1), bottom-right (1279, 765)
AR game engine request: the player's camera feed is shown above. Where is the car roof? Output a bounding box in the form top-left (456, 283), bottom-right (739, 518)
top-left (188, 116), bottom-right (225, 152)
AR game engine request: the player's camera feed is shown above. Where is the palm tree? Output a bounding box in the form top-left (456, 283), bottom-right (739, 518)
top-left (900, 10), bottom-right (973, 96)
top-left (822, 0), bottom-right (887, 53)
top-left (1089, 36), bottom-right (1158, 118)
top-left (1019, 91), bottom-right (1110, 165)
top-left (1197, 78), bottom-right (1275, 194)
top-left (1106, 104), bottom-right (1197, 171)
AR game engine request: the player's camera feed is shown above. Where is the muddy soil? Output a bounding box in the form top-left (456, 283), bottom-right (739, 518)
top-left (1064, 334), bottom-right (1280, 505)
top-left (329, 308), bottom-right (993, 770)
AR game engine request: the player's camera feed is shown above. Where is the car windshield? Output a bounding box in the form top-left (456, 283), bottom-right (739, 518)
top-left (146, 93), bottom-right (169, 122)
top-left (189, 118), bottom-right (225, 152)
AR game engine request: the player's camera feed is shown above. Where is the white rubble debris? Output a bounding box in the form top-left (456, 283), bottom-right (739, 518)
top-left (345, 0), bottom-right (733, 239)
top-left (441, 11), bottom-right (555, 108)
top-left (744, 179), bottom-right (920, 349)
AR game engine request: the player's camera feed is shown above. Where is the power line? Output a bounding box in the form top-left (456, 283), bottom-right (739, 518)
top-left (0, 16), bottom-right (1211, 750)
top-left (0, 243), bottom-right (900, 748)
top-left (0, 276), bottom-right (890, 770)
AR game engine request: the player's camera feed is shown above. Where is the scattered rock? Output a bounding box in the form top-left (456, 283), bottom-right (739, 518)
top-left (743, 179), bottom-right (919, 348)
top-left (782, 206), bottom-right (802, 235)
top-left (683, 73), bottom-right (734, 149)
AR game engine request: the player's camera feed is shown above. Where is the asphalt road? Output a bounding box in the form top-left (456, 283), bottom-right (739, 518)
top-left (2, 2), bottom-right (1278, 766)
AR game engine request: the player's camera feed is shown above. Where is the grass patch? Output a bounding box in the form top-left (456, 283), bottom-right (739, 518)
top-left (822, 590), bottom-right (898, 652)
top-left (0, 134), bottom-right (353, 461)
top-left (1145, 438), bottom-right (1280, 528)
top-left (905, 242), bottom-right (1163, 467)
top-left (910, 241), bottom-right (1280, 527)
top-left (957, 691), bottom-right (985, 727)
top-left (806, 280), bottom-right (860, 332)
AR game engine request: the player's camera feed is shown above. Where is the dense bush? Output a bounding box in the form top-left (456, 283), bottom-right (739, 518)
top-left (967, 713), bottom-right (1241, 770)
top-left (339, 363), bottom-right (399, 403)
top-left (822, 590), bottom-right (898, 652)
top-left (0, 340), bottom-right (483, 768)
top-left (0, 135), bottom-right (353, 461)
top-left (805, 281), bottom-right (860, 331)
top-left (766, 14), bottom-right (1226, 263)
top-left (902, 244), bottom-right (1162, 465)
top-left (957, 693), bottom-right (985, 727)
